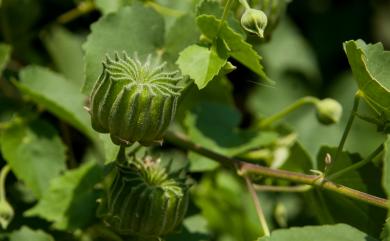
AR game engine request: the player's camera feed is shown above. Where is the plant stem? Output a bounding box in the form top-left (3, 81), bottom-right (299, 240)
top-left (164, 131), bottom-right (388, 209)
top-left (327, 144), bottom-right (384, 181)
top-left (145, 2), bottom-right (184, 17)
top-left (217, 0), bottom-right (235, 35)
top-left (333, 91), bottom-right (361, 164)
top-left (57, 1), bottom-right (96, 24)
top-left (116, 145), bottom-right (127, 165)
top-left (238, 0), bottom-right (251, 9)
top-left (257, 96), bottom-right (319, 129)
top-left (244, 176), bottom-right (270, 237)
top-left (253, 184), bottom-right (312, 192)
top-left (0, 165), bottom-right (10, 201)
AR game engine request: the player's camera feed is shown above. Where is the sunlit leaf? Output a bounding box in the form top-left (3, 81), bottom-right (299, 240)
top-left (176, 42), bottom-right (228, 89)
top-left (344, 40), bottom-right (390, 118)
top-left (196, 14), bottom-right (270, 83)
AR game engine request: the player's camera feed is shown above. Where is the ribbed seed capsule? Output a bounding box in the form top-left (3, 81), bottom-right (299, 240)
top-left (100, 159), bottom-right (189, 238)
top-left (89, 52), bottom-right (185, 146)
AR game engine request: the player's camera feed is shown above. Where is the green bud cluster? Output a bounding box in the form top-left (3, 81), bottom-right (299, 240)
top-left (100, 156), bottom-right (189, 239)
top-left (89, 52), bottom-right (185, 146)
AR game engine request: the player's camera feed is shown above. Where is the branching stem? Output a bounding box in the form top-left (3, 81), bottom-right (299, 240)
top-left (164, 131), bottom-right (388, 209)
top-left (327, 144), bottom-right (384, 181)
top-left (217, 0), bottom-right (235, 35)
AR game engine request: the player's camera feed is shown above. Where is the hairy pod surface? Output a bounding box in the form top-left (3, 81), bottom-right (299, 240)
top-left (100, 159), bottom-right (189, 238)
top-left (89, 52), bottom-right (185, 146)
top-left (241, 8), bottom-right (268, 38)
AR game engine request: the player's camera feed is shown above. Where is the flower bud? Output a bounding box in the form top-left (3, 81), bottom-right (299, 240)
top-left (89, 52), bottom-right (185, 146)
top-left (100, 157), bottom-right (189, 238)
top-left (315, 98), bottom-right (342, 125)
top-left (240, 8), bottom-right (268, 38)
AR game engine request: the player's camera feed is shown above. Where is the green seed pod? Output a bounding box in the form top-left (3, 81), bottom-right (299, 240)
top-left (257, 0), bottom-right (288, 40)
top-left (100, 157), bottom-right (189, 239)
top-left (315, 98), bottom-right (343, 125)
top-left (240, 8), bottom-right (268, 38)
top-left (89, 52), bottom-right (185, 146)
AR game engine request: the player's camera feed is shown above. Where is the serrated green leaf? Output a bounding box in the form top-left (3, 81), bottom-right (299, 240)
top-left (0, 119), bottom-right (66, 198)
top-left (196, 14), bottom-right (270, 82)
top-left (265, 224), bottom-right (378, 241)
top-left (10, 226), bottom-right (54, 241)
top-left (16, 66), bottom-right (95, 140)
top-left (83, 4), bottom-right (165, 94)
top-left (25, 161), bottom-right (103, 230)
top-left (196, 0), bottom-right (245, 36)
top-left (0, 43), bottom-right (11, 74)
top-left (41, 25), bottom-right (84, 87)
top-left (344, 40), bottom-right (390, 118)
top-left (176, 43), bottom-right (228, 89)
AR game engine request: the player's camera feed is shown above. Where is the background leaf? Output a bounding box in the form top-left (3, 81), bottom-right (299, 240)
top-left (16, 66), bottom-right (95, 140)
top-left (25, 161), bottom-right (103, 230)
top-left (1, 119), bottom-right (66, 198)
top-left (0, 43), bottom-right (11, 74)
top-left (41, 26), bottom-right (85, 87)
top-left (82, 4), bottom-right (165, 94)
top-left (9, 226), bottom-right (54, 241)
top-left (262, 224), bottom-right (378, 241)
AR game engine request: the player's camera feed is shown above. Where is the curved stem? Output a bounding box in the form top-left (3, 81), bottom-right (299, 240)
top-left (164, 131), bottom-right (388, 209)
top-left (0, 165), bottom-right (10, 201)
top-left (238, 0), bottom-right (251, 9)
top-left (57, 1), bottom-right (96, 24)
top-left (333, 91), bottom-right (361, 164)
top-left (257, 96), bottom-right (319, 129)
top-left (217, 0), bottom-right (235, 35)
top-left (327, 144), bottom-right (384, 181)
top-left (244, 176), bottom-right (270, 237)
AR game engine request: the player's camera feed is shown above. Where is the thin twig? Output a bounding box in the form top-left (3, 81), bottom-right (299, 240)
top-left (57, 1), bottom-right (96, 24)
top-left (164, 131), bottom-right (388, 209)
top-left (327, 144), bottom-right (384, 181)
top-left (253, 184), bottom-right (312, 192)
top-left (244, 176), bottom-right (270, 237)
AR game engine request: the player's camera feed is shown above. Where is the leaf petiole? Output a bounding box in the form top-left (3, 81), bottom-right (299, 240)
top-left (256, 96), bottom-right (319, 129)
